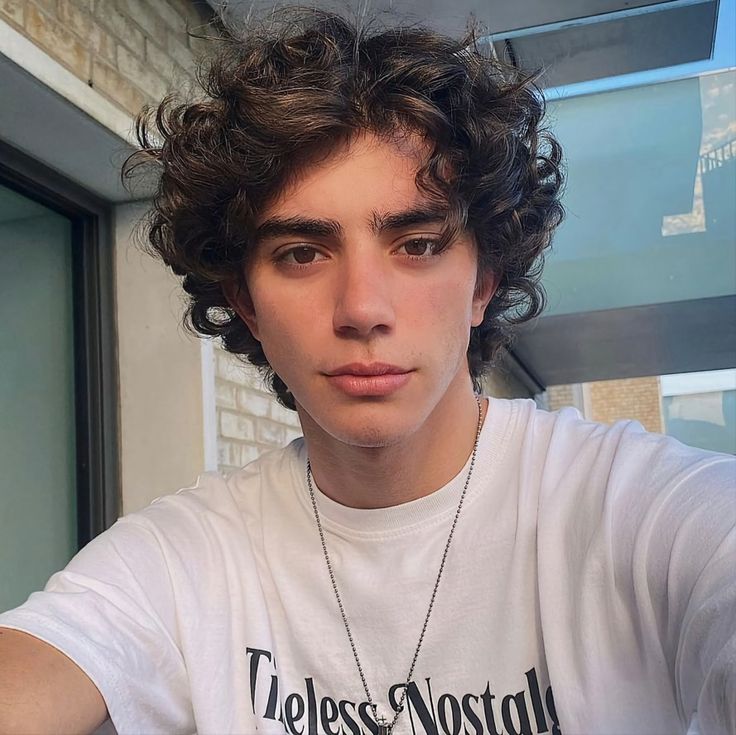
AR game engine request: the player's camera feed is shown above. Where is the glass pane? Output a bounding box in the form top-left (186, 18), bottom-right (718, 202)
top-left (544, 70), bottom-right (736, 315)
top-left (661, 369), bottom-right (736, 454)
top-left (0, 183), bottom-right (77, 611)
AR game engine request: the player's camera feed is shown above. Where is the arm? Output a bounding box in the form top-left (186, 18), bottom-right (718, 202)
top-left (0, 511), bottom-right (194, 734)
top-left (0, 628), bottom-right (108, 735)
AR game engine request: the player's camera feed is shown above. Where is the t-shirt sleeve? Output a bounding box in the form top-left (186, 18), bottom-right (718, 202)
top-left (0, 513), bottom-right (194, 734)
top-left (538, 415), bottom-right (736, 734)
top-left (656, 458), bottom-right (736, 735)
top-left (612, 437), bottom-right (736, 735)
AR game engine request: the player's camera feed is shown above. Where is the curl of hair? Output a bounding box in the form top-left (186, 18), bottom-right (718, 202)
top-left (124, 9), bottom-right (564, 410)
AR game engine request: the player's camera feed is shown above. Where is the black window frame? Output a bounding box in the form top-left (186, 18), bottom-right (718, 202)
top-left (0, 140), bottom-right (119, 547)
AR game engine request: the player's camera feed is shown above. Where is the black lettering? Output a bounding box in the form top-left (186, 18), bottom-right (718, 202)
top-left (285, 692), bottom-right (306, 735)
top-left (525, 668), bottom-right (548, 734)
top-left (389, 683), bottom-right (418, 735)
top-left (501, 692), bottom-right (532, 735)
top-left (264, 674), bottom-right (280, 721)
top-left (460, 694), bottom-right (484, 735)
top-left (245, 648), bottom-right (272, 714)
top-left (437, 694), bottom-right (462, 735)
top-left (388, 683), bottom-right (406, 714)
top-left (358, 701), bottom-right (379, 735)
top-left (545, 687), bottom-right (561, 735)
top-left (480, 684), bottom-right (502, 735)
top-left (320, 695), bottom-right (340, 735)
top-left (305, 677), bottom-right (318, 735)
top-left (405, 681), bottom-right (439, 735)
top-left (338, 699), bottom-right (362, 735)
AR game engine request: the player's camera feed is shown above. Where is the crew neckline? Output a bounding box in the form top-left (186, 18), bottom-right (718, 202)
top-left (290, 396), bottom-right (519, 537)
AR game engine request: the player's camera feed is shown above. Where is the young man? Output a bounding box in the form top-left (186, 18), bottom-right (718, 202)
top-left (1, 10), bottom-right (734, 735)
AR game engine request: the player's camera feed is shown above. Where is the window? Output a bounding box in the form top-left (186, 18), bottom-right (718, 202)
top-left (0, 144), bottom-right (118, 611)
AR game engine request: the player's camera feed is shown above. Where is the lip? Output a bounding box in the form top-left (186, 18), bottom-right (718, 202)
top-left (325, 362), bottom-right (409, 377)
top-left (324, 363), bottom-right (413, 397)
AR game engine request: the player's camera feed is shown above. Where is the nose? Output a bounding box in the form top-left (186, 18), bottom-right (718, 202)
top-left (332, 247), bottom-right (396, 338)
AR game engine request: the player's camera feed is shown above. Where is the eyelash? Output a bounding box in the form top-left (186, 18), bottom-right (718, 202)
top-left (273, 236), bottom-right (445, 269)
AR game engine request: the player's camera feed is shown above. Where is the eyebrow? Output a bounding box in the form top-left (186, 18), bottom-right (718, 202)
top-left (254, 204), bottom-right (448, 244)
top-left (370, 205), bottom-right (448, 232)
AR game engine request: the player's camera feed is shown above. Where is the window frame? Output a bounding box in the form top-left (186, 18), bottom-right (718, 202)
top-left (0, 139), bottom-right (119, 547)
top-left (542, 0), bottom-right (735, 100)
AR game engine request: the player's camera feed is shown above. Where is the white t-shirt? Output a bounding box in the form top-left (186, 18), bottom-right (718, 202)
top-left (1, 398), bottom-right (734, 735)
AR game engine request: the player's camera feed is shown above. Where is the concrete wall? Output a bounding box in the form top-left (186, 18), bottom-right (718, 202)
top-left (114, 202), bottom-right (207, 512)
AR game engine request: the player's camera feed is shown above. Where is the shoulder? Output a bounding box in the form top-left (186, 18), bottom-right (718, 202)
top-left (499, 396), bottom-right (733, 491)
top-left (509, 398), bottom-right (735, 575)
top-left (491, 397), bottom-right (734, 542)
top-left (120, 438), bottom-right (307, 542)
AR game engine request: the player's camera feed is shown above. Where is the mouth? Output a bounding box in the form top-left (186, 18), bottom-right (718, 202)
top-left (324, 363), bottom-right (414, 397)
top-left (325, 362), bottom-right (409, 377)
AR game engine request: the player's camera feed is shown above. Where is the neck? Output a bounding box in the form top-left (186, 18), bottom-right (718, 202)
top-left (300, 387), bottom-right (486, 509)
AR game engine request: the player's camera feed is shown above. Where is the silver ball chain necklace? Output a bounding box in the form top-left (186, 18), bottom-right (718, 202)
top-left (305, 396), bottom-right (484, 735)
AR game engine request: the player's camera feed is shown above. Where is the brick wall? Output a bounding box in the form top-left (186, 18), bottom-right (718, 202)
top-left (587, 376), bottom-right (664, 433)
top-left (546, 383), bottom-right (578, 412)
top-left (214, 345), bottom-right (303, 475)
top-left (545, 377), bottom-right (664, 433)
top-left (1, 0), bottom-right (214, 117)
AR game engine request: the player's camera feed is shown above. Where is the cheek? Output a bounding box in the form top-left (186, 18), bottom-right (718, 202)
top-left (402, 279), bottom-right (475, 366)
top-left (249, 291), bottom-right (321, 377)
top-left (420, 274), bottom-right (476, 330)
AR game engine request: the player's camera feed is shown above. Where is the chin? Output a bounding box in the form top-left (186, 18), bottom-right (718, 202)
top-left (333, 423), bottom-right (405, 449)
top-left (298, 399), bottom-right (418, 448)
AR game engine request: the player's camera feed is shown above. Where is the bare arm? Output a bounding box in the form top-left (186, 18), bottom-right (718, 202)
top-left (0, 628), bottom-right (108, 735)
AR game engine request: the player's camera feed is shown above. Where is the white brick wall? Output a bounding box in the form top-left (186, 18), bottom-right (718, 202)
top-left (214, 344), bottom-right (302, 474)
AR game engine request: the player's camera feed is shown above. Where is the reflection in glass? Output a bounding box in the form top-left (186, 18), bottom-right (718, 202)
top-left (661, 369), bottom-right (736, 454)
top-left (544, 70), bottom-right (736, 315)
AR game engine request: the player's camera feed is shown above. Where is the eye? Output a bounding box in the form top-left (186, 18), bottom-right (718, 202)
top-left (279, 246), bottom-right (326, 265)
top-left (399, 237), bottom-right (441, 258)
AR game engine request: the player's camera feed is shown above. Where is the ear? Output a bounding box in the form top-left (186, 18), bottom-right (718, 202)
top-left (222, 278), bottom-right (260, 341)
top-left (471, 267), bottom-right (499, 328)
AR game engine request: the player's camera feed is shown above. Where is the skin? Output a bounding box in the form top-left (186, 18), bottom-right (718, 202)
top-left (228, 131), bottom-right (497, 508)
top-left (0, 628), bottom-right (107, 733)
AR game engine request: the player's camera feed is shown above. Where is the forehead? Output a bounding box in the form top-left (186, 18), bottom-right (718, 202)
top-left (255, 131), bottom-right (440, 226)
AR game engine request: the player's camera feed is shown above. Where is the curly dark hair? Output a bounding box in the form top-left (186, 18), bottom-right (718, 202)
top-left (125, 9), bottom-right (564, 410)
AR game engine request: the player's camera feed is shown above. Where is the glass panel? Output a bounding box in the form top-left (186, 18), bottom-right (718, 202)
top-left (661, 369), bottom-right (736, 454)
top-left (544, 70), bottom-right (736, 315)
top-left (0, 183), bottom-right (77, 611)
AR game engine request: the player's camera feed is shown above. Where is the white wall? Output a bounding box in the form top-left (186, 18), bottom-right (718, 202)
top-left (114, 202), bottom-right (206, 513)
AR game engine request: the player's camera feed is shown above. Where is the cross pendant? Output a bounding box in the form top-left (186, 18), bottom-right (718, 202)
top-left (376, 716), bottom-right (391, 735)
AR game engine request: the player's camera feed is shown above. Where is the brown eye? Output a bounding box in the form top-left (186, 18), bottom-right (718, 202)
top-left (402, 238), bottom-right (436, 257)
top-left (290, 247), bottom-right (318, 264)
